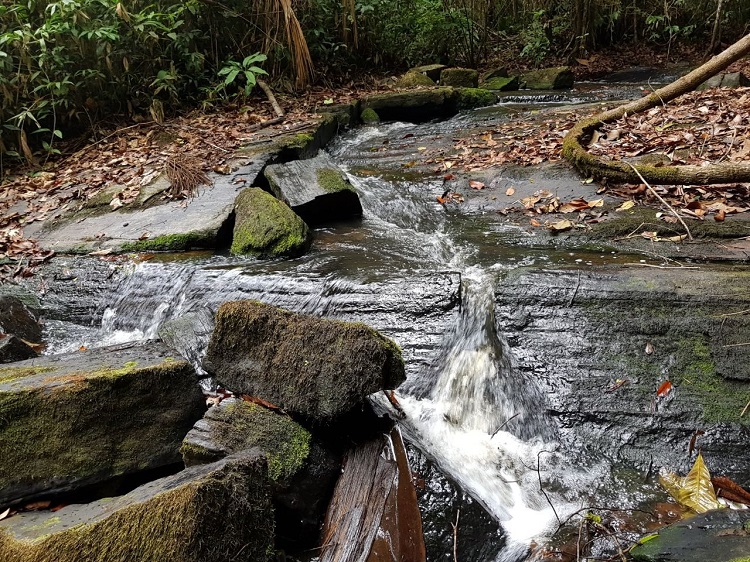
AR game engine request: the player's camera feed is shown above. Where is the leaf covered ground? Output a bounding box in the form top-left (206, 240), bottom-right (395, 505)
top-left (1, 58), bottom-right (750, 278)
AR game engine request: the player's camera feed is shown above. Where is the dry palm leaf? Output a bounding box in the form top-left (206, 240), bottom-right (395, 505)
top-left (165, 155), bottom-right (211, 198)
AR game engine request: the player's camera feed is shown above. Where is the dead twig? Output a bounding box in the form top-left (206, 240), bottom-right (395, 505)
top-left (491, 413), bottom-right (519, 438)
top-left (722, 342), bottom-right (750, 348)
top-left (450, 509), bottom-right (460, 562)
top-left (257, 79), bottom-right (284, 118)
top-left (536, 450), bottom-right (561, 525)
top-left (568, 269), bottom-right (582, 306)
top-left (624, 162), bottom-right (693, 241)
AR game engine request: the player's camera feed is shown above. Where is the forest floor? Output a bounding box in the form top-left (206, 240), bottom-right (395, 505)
top-left (1, 46), bottom-right (749, 278)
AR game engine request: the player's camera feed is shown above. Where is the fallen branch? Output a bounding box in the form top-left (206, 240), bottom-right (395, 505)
top-left (257, 79), bottom-right (284, 118)
top-left (450, 509), bottom-right (460, 562)
top-left (561, 33), bottom-right (750, 184)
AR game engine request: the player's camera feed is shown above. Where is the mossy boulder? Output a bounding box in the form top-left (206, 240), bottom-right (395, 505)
top-left (182, 398), bottom-right (341, 545)
top-left (230, 188), bottom-right (311, 257)
top-left (264, 152), bottom-right (362, 226)
top-left (315, 101), bottom-right (360, 128)
top-left (395, 71), bottom-right (436, 88)
top-left (453, 87), bottom-right (497, 110)
top-left (630, 509), bottom-right (750, 562)
top-left (439, 68), bottom-right (479, 88)
top-left (0, 341), bottom-right (205, 506)
top-left (480, 76), bottom-right (520, 91)
top-left (0, 296), bottom-right (41, 343)
top-left (360, 87), bottom-right (456, 122)
top-left (0, 451), bottom-right (273, 562)
top-left (360, 107), bottom-right (381, 124)
top-left (182, 399), bottom-right (311, 482)
top-left (521, 66), bottom-right (574, 89)
top-left (481, 67), bottom-right (508, 81)
top-left (409, 64), bottom-right (447, 81)
top-left (203, 300), bottom-right (406, 422)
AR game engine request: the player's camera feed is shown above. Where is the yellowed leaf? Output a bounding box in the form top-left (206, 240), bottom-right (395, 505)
top-left (616, 201), bottom-right (635, 212)
top-left (548, 219), bottom-right (574, 231)
top-left (659, 453), bottom-right (720, 514)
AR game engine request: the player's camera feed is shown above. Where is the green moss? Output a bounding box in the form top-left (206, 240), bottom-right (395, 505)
top-left (480, 76), bottom-right (519, 91)
top-left (0, 454), bottom-right (272, 562)
top-left (454, 87), bottom-right (497, 110)
top-left (187, 401), bottom-right (311, 482)
top-left (230, 188), bottom-right (310, 257)
top-left (394, 71), bottom-right (435, 88)
top-left (439, 68), bottom-right (479, 88)
top-left (120, 232), bottom-right (214, 253)
top-left (316, 168), bottom-right (352, 194)
top-left (360, 107), bottom-right (380, 124)
top-left (0, 366), bottom-right (55, 384)
top-left (0, 357), bottom-right (200, 502)
top-left (283, 133), bottom-right (314, 150)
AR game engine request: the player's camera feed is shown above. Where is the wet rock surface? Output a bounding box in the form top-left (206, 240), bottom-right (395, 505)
top-left (0, 335), bottom-right (38, 363)
top-left (630, 508), bottom-right (750, 562)
top-left (0, 451), bottom-right (273, 562)
top-left (0, 340), bottom-right (205, 506)
top-left (264, 152), bottom-right (363, 225)
top-left (495, 266), bottom-right (750, 483)
top-left (204, 300), bottom-right (405, 422)
top-left (0, 296), bottom-right (41, 343)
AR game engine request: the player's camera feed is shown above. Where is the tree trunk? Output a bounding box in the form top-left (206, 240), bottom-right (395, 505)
top-left (562, 33), bottom-right (750, 184)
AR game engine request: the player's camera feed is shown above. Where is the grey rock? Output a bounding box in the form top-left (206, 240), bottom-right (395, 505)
top-left (410, 64), bottom-right (447, 81)
top-left (0, 295), bottom-right (41, 343)
top-left (0, 335), bottom-right (38, 363)
top-left (265, 152), bottom-right (362, 226)
top-left (360, 87), bottom-right (457, 122)
top-left (157, 308), bottom-right (214, 374)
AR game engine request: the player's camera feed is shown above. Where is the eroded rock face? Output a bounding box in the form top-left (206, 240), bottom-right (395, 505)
top-left (264, 152), bottom-right (363, 226)
top-left (0, 451), bottom-right (273, 562)
top-left (360, 88), bottom-right (456, 122)
top-left (0, 341), bottom-right (205, 506)
top-left (203, 300), bottom-right (405, 422)
top-left (230, 187), bottom-right (311, 257)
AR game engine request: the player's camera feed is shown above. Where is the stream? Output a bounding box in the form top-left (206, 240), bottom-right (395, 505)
top-left (35, 77), bottom-right (709, 561)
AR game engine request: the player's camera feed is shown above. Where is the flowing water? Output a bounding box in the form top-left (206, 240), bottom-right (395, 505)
top-left (40, 91), bottom-right (664, 560)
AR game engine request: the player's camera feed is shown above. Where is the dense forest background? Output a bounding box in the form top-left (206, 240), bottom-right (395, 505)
top-left (1, 0), bottom-right (748, 159)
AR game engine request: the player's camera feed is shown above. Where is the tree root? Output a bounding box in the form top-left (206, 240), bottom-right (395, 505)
top-left (562, 33), bottom-right (750, 185)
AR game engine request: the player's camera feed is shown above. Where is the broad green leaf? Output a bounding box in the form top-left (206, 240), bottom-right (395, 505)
top-left (223, 69), bottom-right (239, 86)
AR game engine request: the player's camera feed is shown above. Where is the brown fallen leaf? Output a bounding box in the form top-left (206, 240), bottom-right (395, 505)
top-left (505, 187), bottom-right (515, 196)
top-left (657, 380), bottom-right (673, 397)
top-left (714, 209), bottom-right (726, 222)
top-left (712, 476), bottom-right (750, 506)
top-left (240, 394), bottom-right (282, 412)
top-left (469, 180), bottom-right (485, 190)
top-left (548, 219), bottom-right (574, 231)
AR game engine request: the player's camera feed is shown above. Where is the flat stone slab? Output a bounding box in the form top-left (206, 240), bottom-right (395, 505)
top-left (0, 451), bottom-right (273, 562)
top-left (0, 341), bottom-right (205, 505)
top-left (630, 509), bottom-right (750, 562)
top-left (27, 156), bottom-right (271, 254)
top-left (203, 300), bottom-right (405, 422)
top-left (265, 152), bottom-right (362, 226)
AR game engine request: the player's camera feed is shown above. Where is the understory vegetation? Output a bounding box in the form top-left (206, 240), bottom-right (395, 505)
top-left (1, 0), bottom-right (748, 161)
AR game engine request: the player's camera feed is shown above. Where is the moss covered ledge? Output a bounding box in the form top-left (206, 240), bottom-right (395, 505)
top-left (0, 341), bottom-right (205, 506)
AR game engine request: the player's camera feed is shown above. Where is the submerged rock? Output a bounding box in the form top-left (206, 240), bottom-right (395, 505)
top-left (440, 67), bottom-right (479, 88)
top-left (203, 300), bottom-right (405, 422)
top-left (264, 152), bottom-right (363, 226)
top-left (0, 451), bottom-right (273, 562)
top-left (630, 509), bottom-right (750, 562)
top-left (230, 187), bottom-right (311, 257)
top-left (0, 341), bottom-right (205, 506)
top-left (521, 66), bottom-right (574, 89)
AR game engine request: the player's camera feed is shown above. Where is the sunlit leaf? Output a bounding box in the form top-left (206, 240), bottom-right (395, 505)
top-left (616, 201), bottom-right (635, 212)
top-left (659, 453), bottom-right (721, 513)
top-left (548, 219), bottom-right (574, 231)
top-left (469, 180), bottom-right (485, 190)
top-left (505, 187), bottom-right (515, 196)
top-left (657, 380), bottom-right (673, 397)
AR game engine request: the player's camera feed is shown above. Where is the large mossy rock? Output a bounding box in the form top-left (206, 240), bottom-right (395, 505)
top-left (395, 71), bottom-right (436, 88)
top-left (360, 87), bottom-right (456, 123)
top-left (264, 152), bottom-right (363, 226)
top-left (0, 451), bottom-right (273, 562)
top-left (0, 341), bottom-right (205, 506)
top-left (630, 509), bottom-right (750, 562)
top-left (454, 87), bottom-right (497, 110)
top-left (203, 300), bottom-right (406, 422)
top-left (181, 398), bottom-right (341, 545)
top-left (521, 66), bottom-right (574, 90)
top-left (439, 67), bottom-right (479, 88)
top-left (480, 76), bottom-right (520, 91)
top-left (409, 64), bottom-right (447, 81)
top-left (230, 187), bottom-right (311, 257)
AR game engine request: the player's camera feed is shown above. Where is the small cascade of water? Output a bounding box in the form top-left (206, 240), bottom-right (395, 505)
top-left (385, 268), bottom-right (563, 553)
